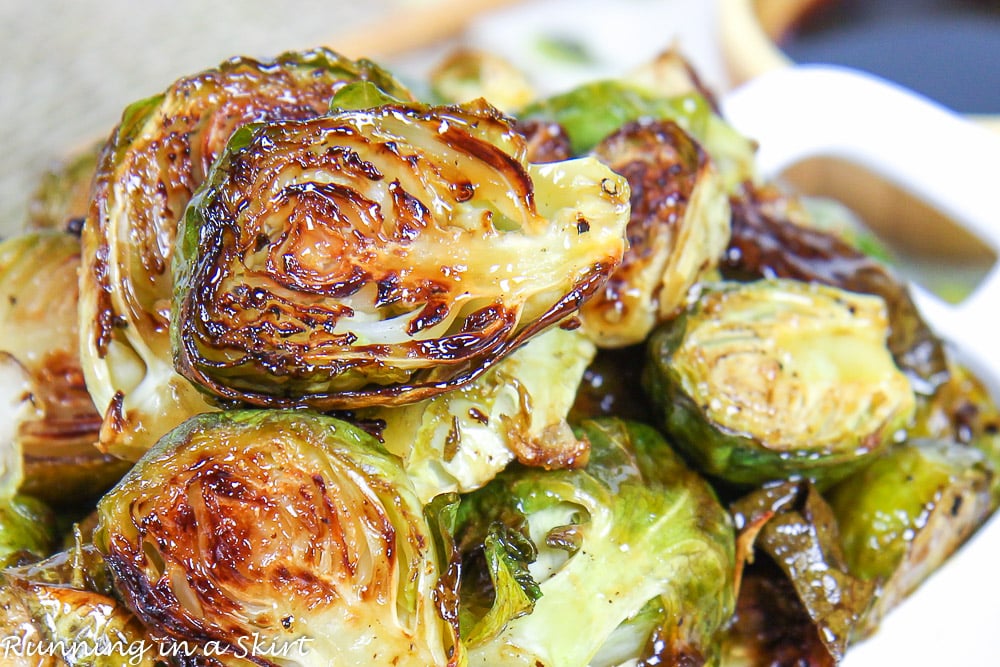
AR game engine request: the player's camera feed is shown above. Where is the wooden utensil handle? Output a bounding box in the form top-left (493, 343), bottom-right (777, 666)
top-left (333, 0), bottom-right (527, 59)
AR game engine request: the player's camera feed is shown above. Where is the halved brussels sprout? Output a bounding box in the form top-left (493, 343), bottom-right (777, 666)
top-left (172, 97), bottom-right (629, 410)
top-left (579, 119), bottom-right (731, 346)
top-left (725, 185), bottom-right (948, 395)
top-left (362, 326), bottom-right (595, 503)
top-left (456, 418), bottom-right (735, 666)
top-left (519, 80), bottom-right (755, 188)
top-left (1, 541), bottom-right (155, 666)
top-left (0, 494), bottom-right (57, 568)
top-left (430, 48), bottom-right (536, 112)
top-left (0, 232), bottom-right (129, 505)
top-left (826, 439), bottom-right (994, 637)
top-left (25, 140), bottom-right (101, 234)
top-left (80, 48), bottom-right (411, 460)
top-left (645, 279), bottom-right (917, 485)
top-left (95, 410), bottom-right (459, 666)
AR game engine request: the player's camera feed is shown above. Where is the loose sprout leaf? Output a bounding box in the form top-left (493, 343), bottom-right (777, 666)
top-left (424, 493), bottom-right (466, 665)
top-left (721, 558), bottom-right (838, 667)
top-left (644, 279), bottom-right (917, 485)
top-left (95, 410), bottom-right (460, 666)
top-left (910, 359), bottom-right (1000, 506)
top-left (172, 99), bottom-right (629, 410)
top-left (79, 47), bottom-right (413, 460)
top-left (463, 522), bottom-right (543, 646)
top-left (731, 481), bottom-right (875, 662)
top-left (1, 544), bottom-right (156, 667)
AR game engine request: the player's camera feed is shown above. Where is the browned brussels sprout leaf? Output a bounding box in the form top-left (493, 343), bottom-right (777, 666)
top-left (172, 99), bottom-right (629, 410)
top-left (579, 119), bottom-right (730, 347)
top-left (724, 186), bottom-right (949, 395)
top-left (0, 232), bottom-right (131, 505)
top-left (80, 47), bottom-right (412, 460)
top-left (731, 481), bottom-right (875, 663)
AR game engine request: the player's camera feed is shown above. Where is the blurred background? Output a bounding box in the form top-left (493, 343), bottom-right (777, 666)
top-left (2, 0), bottom-right (999, 234)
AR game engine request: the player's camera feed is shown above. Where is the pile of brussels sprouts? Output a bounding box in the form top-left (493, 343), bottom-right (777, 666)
top-left (1, 46), bottom-right (998, 667)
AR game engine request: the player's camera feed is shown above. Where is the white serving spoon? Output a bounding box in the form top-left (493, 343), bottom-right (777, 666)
top-left (722, 65), bottom-right (1000, 667)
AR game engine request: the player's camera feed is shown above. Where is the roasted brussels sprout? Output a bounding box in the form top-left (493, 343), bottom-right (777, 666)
top-left (172, 96), bottom-right (629, 410)
top-left (96, 410), bottom-right (459, 666)
top-left (1, 541), bottom-right (155, 666)
top-left (0, 232), bottom-right (128, 505)
top-left (0, 494), bottom-right (56, 568)
top-left (826, 439), bottom-right (994, 636)
top-left (25, 140), bottom-right (101, 234)
top-left (80, 48), bottom-right (411, 461)
top-left (456, 418), bottom-right (735, 666)
top-left (430, 48), bottom-right (536, 112)
top-left (725, 186), bottom-right (948, 395)
top-left (579, 119), bottom-right (730, 346)
top-left (519, 80), bottom-right (755, 188)
top-left (362, 326), bottom-right (595, 503)
top-left (645, 279), bottom-right (916, 485)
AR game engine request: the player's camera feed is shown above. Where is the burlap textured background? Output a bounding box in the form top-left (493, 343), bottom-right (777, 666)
top-left (0, 0), bottom-right (404, 233)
